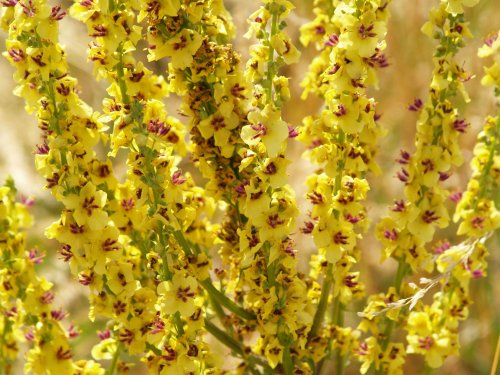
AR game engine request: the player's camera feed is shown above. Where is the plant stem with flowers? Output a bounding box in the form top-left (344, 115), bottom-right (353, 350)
top-left (1, 0), bottom-right (499, 374)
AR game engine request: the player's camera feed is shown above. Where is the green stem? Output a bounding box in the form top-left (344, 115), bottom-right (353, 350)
top-left (145, 342), bottom-right (162, 356)
top-left (265, 11), bottom-right (279, 104)
top-left (283, 345), bottom-right (293, 375)
top-left (394, 259), bottom-right (408, 294)
top-left (157, 227), bottom-right (173, 281)
top-left (204, 319), bottom-right (272, 373)
top-left (45, 80), bottom-right (62, 136)
top-left (308, 264), bottom-right (333, 339)
top-left (209, 293), bottom-right (233, 333)
top-left (424, 364), bottom-right (434, 375)
top-left (204, 319), bottom-right (243, 356)
top-left (115, 43), bottom-right (130, 105)
top-left (333, 300), bottom-right (345, 375)
top-left (314, 300), bottom-right (344, 375)
top-left (172, 230), bottom-right (193, 257)
top-left (170, 228), bottom-right (255, 320)
top-left (475, 115), bottom-right (500, 207)
top-left (0, 319), bottom-right (11, 374)
top-left (335, 130), bottom-right (346, 192)
top-left (173, 311), bottom-right (185, 336)
top-left (376, 259), bottom-right (408, 374)
top-left (200, 279), bottom-right (256, 321)
top-left (309, 140), bottom-right (345, 343)
top-left (105, 343), bottom-right (121, 375)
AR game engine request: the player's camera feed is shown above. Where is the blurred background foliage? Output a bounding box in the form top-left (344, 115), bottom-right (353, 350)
top-left (0, 0), bottom-right (499, 374)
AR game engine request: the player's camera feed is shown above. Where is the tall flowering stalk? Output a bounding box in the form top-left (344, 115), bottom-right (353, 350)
top-left (69, 0), bottom-right (253, 372)
top-left (385, 26), bottom-right (500, 373)
top-left (357, 0), bottom-right (480, 373)
top-left (0, 179), bottom-right (103, 374)
top-left (234, 1), bottom-right (317, 372)
top-left (299, 0), bottom-right (390, 372)
top-left (2, 0), bottom-right (149, 371)
top-left (1, 0), bottom-right (499, 374)
top-left (408, 27), bottom-right (500, 369)
top-left (136, 0), bottom-right (277, 372)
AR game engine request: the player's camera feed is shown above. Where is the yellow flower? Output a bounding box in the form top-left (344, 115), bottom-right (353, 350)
top-left (412, 145), bottom-right (451, 187)
top-left (138, 0), bottom-right (180, 20)
top-left (264, 336), bottom-right (283, 369)
top-left (381, 343), bottom-right (406, 375)
top-left (313, 218), bottom-right (356, 263)
top-left (91, 338), bottom-right (117, 361)
top-left (271, 32), bottom-right (301, 65)
top-left (245, 44), bottom-right (269, 83)
top-left (255, 156), bottom-right (290, 189)
top-left (72, 360), bottom-right (105, 375)
top-left (253, 207), bottom-right (290, 244)
top-left (157, 271), bottom-right (200, 317)
top-left (61, 183), bottom-right (108, 231)
top-left (407, 203), bottom-right (448, 245)
top-left (26, 343), bottom-right (73, 375)
top-left (157, 339), bottom-right (197, 375)
top-left (446, 0), bottom-right (480, 14)
top-left (197, 111), bottom-right (239, 154)
top-left (149, 29), bottom-right (203, 69)
top-left (456, 200), bottom-right (500, 238)
top-left (406, 310), bottom-right (458, 368)
top-left (328, 94), bottom-right (364, 134)
top-left (338, 9), bottom-right (387, 58)
top-left (241, 104), bottom-right (288, 158)
top-left (106, 260), bottom-right (139, 297)
top-left (241, 182), bottom-right (271, 220)
top-left (354, 337), bottom-right (380, 374)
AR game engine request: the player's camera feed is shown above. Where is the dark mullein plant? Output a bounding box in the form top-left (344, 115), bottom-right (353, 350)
top-left (0, 0), bottom-right (498, 374)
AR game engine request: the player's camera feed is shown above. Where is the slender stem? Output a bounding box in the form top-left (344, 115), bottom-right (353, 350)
top-left (265, 11), bottom-right (278, 104)
top-left (335, 351), bottom-right (344, 375)
top-left (105, 343), bottom-right (121, 375)
top-left (376, 259), bottom-right (408, 374)
top-left (209, 293), bottom-right (233, 334)
top-left (333, 300), bottom-right (345, 375)
top-left (115, 43), bottom-right (130, 105)
top-left (173, 311), bottom-right (185, 336)
top-left (0, 319), bottom-right (11, 374)
top-left (172, 230), bottom-right (193, 257)
top-left (309, 264), bottom-right (333, 339)
top-left (308, 142), bottom-right (345, 342)
top-left (204, 319), bottom-right (243, 356)
top-left (475, 115), bottom-right (500, 207)
top-left (145, 342), bottom-right (161, 356)
top-left (394, 259), bottom-right (408, 294)
top-left (157, 226), bottom-right (173, 281)
top-left (201, 279), bottom-right (256, 321)
top-left (45, 79), bottom-right (62, 136)
top-left (169, 227), bottom-right (255, 320)
top-left (491, 334), bottom-right (500, 375)
top-left (334, 130), bottom-right (346, 192)
top-left (283, 344), bottom-right (293, 375)
top-left (204, 319), bottom-right (273, 373)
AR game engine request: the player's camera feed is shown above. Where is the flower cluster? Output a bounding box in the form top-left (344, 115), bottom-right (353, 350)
top-left (233, 1), bottom-right (316, 371)
top-left (3, 0), bottom-right (216, 372)
top-left (299, 0), bottom-right (391, 371)
top-left (1, 0), bottom-right (499, 374)
top-left (0, 179), bottom-right (103, 374)
top-left (357, 0), bottom-right (495, 373)
top-left (409, 25), bottom-right (500, 369)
